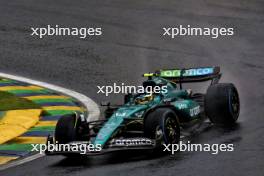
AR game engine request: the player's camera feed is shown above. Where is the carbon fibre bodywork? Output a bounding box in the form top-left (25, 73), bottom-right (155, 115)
top-left (46, 67), bottom-right (221, 155)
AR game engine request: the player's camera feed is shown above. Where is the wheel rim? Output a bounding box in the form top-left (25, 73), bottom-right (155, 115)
top-left (155, 127), bottom-right (163, 141)
top-left (163, 116), bottom-right (178, 144)
top-left (230, 89), bottom-right (240, 116)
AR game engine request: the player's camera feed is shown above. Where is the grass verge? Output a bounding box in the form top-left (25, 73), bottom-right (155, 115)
top-left (0, 91), bottom-right (41, 111)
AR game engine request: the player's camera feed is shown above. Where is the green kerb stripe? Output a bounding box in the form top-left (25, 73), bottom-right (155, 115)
top-left (0, 144), bottom-right (36, 151)
top-left (32, 98), bottom-right (73, 104)
top-left (43, 110), bottom-right (81, 116)
top-left (29, 126), bottom-right (55, 132)
top-left (7, 89), bottom-right (54, 94)
top-left (0, 79), bottom-right (17, 83)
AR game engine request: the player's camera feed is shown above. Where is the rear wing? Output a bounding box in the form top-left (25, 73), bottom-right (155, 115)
top-left (144, 66), bottom-right (221, 86)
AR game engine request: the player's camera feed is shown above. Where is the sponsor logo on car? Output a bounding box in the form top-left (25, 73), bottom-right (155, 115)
top-left (109, 138), bottom-right (153, 147)
top-left (190, 106), bottom-right (200, 116)
top-left (160, 68), bottom-right (214, 77)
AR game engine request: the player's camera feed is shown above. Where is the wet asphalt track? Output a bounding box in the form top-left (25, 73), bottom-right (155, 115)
top-left (0, 0), bottom-right (264, 175)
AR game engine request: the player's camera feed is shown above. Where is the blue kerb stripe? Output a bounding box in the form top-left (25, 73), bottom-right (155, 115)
top-left (0, 82), bottom-right (30, 87)
top-left (72, 100), bottom-right (82, 107)
top-left (41, 115), bottom-right (62, 121)
top-left (0, 150), bottom-right (30, 157)
top-left (22, 131), bottom-right (54, 137)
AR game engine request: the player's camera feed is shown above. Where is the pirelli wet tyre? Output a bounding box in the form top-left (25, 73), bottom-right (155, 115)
top-left (55, 114), bottom-right (77, 144)
top-left (205, 83), bottom-right (240, 126)
top-left (144, 108), bottom-right (180, 149)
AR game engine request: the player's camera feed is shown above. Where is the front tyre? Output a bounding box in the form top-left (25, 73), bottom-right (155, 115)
top-left (144, 108), bottom-right (180, 150)
top-left (205, 83), bottom-right (240, 126)
top-left (55, 114), bottom-right (77, 144)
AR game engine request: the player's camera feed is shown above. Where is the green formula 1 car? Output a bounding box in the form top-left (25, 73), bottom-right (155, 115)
top-left (46, 66), bottom-right (240, 155)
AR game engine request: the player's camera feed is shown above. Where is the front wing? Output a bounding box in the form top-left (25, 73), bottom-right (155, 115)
top-left (45, 137), bottom-right (156, 156)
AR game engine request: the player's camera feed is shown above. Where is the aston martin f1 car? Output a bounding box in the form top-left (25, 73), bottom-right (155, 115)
top-left (45, 67), bottom-right (240, 155)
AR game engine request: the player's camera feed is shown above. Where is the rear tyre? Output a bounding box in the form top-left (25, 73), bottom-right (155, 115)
top-left (55, 114), bottom-right (77, 144)
top-left (205, 83), bottom-right (240, 126)
top-left (144, 108), bottom-right (180, 150)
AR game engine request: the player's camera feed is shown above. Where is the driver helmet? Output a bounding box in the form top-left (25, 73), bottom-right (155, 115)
top-left (135, 93), bottom-right (154, 104)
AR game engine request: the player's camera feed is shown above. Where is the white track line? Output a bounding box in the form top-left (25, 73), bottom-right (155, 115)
top-left (0, 72), bottom-right (100, 171)
top-left (0, 154), bottom-right (44, 171)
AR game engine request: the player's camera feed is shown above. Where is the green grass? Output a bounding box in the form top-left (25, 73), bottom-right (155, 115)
top-left (0, 91), bottom-right (41, 111)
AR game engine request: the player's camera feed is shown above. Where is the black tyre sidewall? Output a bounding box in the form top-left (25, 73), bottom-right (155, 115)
top-left (228, 86), bottom-right (240, 121)
top-left (205, 83), bottom-right (240, 125)
top-left (55, 114), bottom-right (77, 144)
top-left (144, 108), bottom-right (180, 147)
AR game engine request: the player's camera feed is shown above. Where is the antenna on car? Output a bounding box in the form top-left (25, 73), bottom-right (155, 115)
top-left (179, 69), bottom-right (185, 90)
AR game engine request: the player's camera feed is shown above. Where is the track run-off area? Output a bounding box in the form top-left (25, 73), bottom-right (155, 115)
top-left (0, 72), bottom-right (99, 170)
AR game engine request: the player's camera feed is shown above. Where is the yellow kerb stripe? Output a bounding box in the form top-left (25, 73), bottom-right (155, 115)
top-left (0, 85), bottom-right (44, 91)
top-left (12, 137), bottom-right (47, 144)
top-left (43, 106), bottom-right (82, 111)
top-left (24, 95), bottom-right (70, 100)
top-left (0, 156), bottom-right (19, 165)
top-left (35, 121), bottom-right (57, 127)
